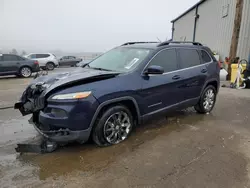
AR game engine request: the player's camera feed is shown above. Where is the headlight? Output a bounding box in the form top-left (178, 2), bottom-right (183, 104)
top-left (52, 91), bottom-right (91, 100)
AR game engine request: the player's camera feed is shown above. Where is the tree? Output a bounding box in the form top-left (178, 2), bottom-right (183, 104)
top-left (21, 50), bottom-right (27, 56)
top-left (10, 48), bottom-right (18, 55)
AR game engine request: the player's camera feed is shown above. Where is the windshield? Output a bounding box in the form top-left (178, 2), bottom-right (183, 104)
top-left (88, 47), bottom-right (151, 72)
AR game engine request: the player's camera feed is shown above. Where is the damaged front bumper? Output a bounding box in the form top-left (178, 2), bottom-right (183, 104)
top-left (28, 113), bottom-right (92, 144)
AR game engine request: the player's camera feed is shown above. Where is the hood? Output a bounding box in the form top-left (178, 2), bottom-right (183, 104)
top-left (30, 68), bottom-right (120, 95)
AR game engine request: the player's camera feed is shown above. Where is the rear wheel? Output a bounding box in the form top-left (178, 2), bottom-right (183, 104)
top-left (92, 105), bottom-right (134, 147)
top-left (20, 66), bottom-right (32, 78)
top-left (195, 85), bottom-right (217, 114)
top-left (46, 62), bottom-right (55, 70)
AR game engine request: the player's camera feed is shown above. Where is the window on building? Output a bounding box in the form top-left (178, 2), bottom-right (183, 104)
top-left (148, 49), bottom-right (178, 72)
top-left (201, 50), bottom-right (212, 63)
top-left (178, 48), bottom-right (201, 69)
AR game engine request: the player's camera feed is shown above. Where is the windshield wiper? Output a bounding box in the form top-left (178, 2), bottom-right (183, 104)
top-left (88, 66), bottom-right (112, 71)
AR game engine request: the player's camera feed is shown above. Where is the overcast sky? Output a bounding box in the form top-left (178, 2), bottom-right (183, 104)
top-left (0, 0), bottom-right (198, 53)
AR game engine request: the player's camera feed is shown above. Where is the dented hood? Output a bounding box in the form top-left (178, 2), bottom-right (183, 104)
top-left (30, 68), bottom-right (120, 95)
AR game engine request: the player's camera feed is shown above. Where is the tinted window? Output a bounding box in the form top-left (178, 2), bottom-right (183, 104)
top-left (3, 54), bottom-right (18, 61)
top-left (201, 50), bottom-right (212, 63)
top-left (69, 56), bottom-right (75, 59)
top-left (28, 54), bottom-right (36, 59)
top-left (36, 54), bottom-right (49, 58)
top-left (148, 49), bottom-right (178, 72)
top-left (178, 49), bottom-right (200, 69)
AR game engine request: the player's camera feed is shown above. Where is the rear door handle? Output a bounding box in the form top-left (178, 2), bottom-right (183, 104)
top-left (201, 68), bottom-right (207, 73)
top-left (172, 75), bottom-right (181, 80)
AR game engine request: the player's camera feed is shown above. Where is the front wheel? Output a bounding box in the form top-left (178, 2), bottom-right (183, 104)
top-left (92, 105), bottom-right (134, 147)
top-left (195, 85), bottom-right (217, 114)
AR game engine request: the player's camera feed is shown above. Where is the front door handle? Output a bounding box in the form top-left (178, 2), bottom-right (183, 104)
top-left (172, 75), bottom-right (181, 80)
top-left (201, 68), bottom-right (207, 73)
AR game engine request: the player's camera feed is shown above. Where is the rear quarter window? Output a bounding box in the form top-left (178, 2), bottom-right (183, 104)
top-left (178, 48), bottom-right (201, 69)
top-left (201, 50), bottom-right (212, 63)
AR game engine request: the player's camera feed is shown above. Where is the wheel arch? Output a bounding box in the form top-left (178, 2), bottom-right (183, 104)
top-left (202, 79), bottom-right (219, 94)
top-left (90, 96), bottom-right (141, 129)
top-left (46, 61), bottom-right (55, 66)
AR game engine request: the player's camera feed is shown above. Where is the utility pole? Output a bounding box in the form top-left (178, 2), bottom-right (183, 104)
top-left (228, 0), bottom-right (244, 79)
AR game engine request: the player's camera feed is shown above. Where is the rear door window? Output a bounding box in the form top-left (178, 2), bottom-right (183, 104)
top-left (36, 54), bottom-right (50, 58)
top-left (201, 50), bottom-right (212, 63)
top-left (148, 49), bottom-right (178, 73)
top-left (178, 48), bottom-right (201, 69)
top-left (3, 54), bottom-right (18, 61)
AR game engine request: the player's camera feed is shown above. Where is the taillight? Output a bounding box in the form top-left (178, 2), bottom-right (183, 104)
top-left (34, 60), bottom-right (39, 65)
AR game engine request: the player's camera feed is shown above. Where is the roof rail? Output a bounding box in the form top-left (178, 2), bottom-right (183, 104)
top-left (121, 41), bottom-right (159, 46)
top-left (157, 41), bottom-right (203, 47)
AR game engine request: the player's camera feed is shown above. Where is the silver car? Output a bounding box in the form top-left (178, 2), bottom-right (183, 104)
top-left (25, 53), bottom-right (59, 70)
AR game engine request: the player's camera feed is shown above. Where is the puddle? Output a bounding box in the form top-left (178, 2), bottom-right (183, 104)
top-left (15, 108), bottom-right (208, 180)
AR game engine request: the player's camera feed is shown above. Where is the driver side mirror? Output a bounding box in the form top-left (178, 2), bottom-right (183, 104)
top-left (144, 65), bottom-right (164, 75)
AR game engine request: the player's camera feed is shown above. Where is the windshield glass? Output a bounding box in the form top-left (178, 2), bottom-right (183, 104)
top-left (88, 47), bottom-right (151, 72)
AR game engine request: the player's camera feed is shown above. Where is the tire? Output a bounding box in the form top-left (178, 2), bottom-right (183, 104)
top-left (46, 62), bottom-right (55, 70)
top-left (19, 66), bottom-right (32, 78)
top-left (194, 85), bottom-right (217, 114)
top-left (92, 105), bottom-right (134, 147)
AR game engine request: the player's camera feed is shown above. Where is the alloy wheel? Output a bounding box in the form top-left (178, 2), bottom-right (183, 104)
top-left (21, 67), bottom-right (31, 77)
top-left (103, 111), bottom-right (132, 144)
top-left (203, 88), bottom-right (215, 111)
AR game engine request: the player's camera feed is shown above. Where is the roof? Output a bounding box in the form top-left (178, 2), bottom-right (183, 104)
top-left (121, 41), bottom-right (205, 49)
top-left (122, 43), bottom-right (160, 49)
top-left (171, 0), bottom-right (206, 23)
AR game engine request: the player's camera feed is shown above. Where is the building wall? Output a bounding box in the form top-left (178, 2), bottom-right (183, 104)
top-left (237, 0), bottom-right (250, 60)
top-left (195, 0), bottom-right (236, 60)
top-left (172, 0), bottom-right (250, 60)
top-left (173, 8), bottom-right (195, 42)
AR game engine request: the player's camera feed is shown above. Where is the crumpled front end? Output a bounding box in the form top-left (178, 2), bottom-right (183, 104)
top-left (14, 82), bottom-right (47, 116)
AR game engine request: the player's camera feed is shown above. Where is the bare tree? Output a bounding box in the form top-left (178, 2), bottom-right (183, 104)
top-left (21, 50), bottom-right (27, 56)
top-left (10, 48), bottom-right (18, 55)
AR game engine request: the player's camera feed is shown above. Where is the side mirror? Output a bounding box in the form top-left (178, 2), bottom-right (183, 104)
top-left (144, 65), bottom-right (164, 75)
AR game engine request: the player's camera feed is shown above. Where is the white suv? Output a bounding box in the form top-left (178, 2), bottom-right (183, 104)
top-left (26, 53), bottom-right (59, 70)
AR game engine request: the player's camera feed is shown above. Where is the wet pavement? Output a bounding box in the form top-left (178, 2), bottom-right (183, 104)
top-left (1, 70), bottom-right (250, 187)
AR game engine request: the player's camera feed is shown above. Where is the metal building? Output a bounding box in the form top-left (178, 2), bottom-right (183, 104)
top-left (171, 0), bottom-right (250, 61)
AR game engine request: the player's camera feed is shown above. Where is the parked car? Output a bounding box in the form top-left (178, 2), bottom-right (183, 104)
top-left (59, 56), bottom-right (82, 67)
top-left (15, 41), bottom-right (220, 147)
top-left (0, 54), bottom-right (40, 77)
top-left (26, 53), bottom-right (58, 70)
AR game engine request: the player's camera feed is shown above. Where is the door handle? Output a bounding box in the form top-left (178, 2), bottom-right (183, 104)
top-left (172, 75), bottom-right (181, 80)
top-left (201, 68), bottom-right (207, 73)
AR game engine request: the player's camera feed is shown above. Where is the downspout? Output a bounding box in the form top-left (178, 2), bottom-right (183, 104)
top-left (171, 22), bottom-right (175, 40)
top-left (193, 5), bottom-right (199, 42)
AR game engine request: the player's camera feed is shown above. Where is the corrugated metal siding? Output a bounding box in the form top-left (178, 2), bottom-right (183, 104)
top-left (173, 0), bottom-right (250, 60)
top-left (173, 9), bottom-right (195, 41)
top-left (237, 0), bottom-right (250, 60)
top-left (195, 0), bottom-right (236, 60)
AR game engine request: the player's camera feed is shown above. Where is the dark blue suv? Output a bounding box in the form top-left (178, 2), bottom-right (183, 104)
top-left (15, 41), bottom-right (220, 146)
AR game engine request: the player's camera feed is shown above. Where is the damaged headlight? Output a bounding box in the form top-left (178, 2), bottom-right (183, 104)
top-left (52, 91), bottom-right (92, 100)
